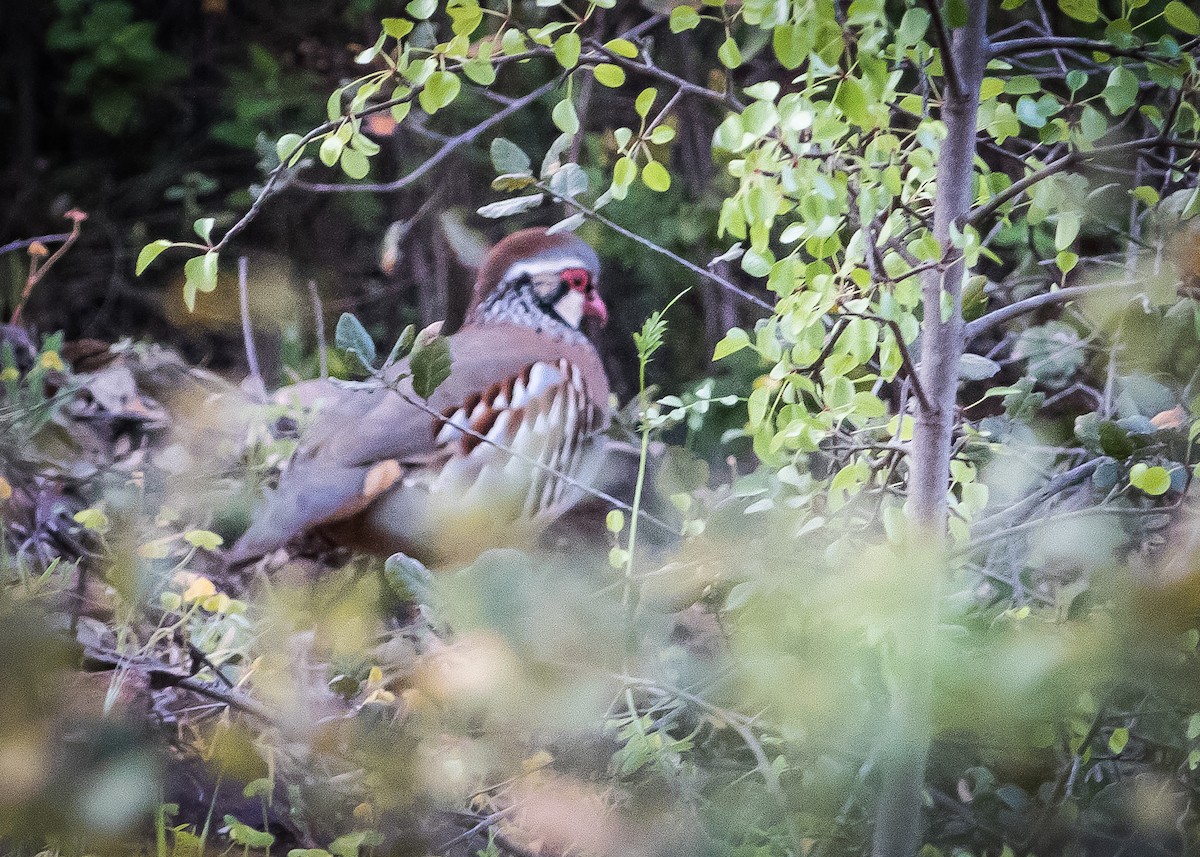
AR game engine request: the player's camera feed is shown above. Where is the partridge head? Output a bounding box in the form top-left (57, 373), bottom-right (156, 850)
top-left (231, 228), bottom-right (613, 567)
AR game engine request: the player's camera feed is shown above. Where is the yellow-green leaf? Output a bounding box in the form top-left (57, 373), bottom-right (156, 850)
top-left (1165, 0), bottom-right (1200, 35)
top-left (635, 87), bottom-right (657, 118)
top-left (136, 240), bottom-right (173, 276)
top-left (717, 37), bottom-right (742, 69)
top-left (642, 160), bottom-right (671, 192)
top-left (604, 38), bottom-right (638, 58)
top-left (593, 64), bottom-right (625, 88)
top-left (552, 99), bottom-right (579, 134)
top-left (184, 530), bottom-right (224, 550)
top-left (669, 6), bottom-right (701, 32)
top-left (554, 32), bottom-right (581, 68)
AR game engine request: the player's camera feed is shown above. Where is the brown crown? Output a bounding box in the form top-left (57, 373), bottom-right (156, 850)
top-left (467, 228), bottom-right (598, 316)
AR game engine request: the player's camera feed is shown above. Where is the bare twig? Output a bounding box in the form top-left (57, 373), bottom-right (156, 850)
top-left (210, 49), bottom-right (542, 254)
top-left (10, 210), bottom-right (87, 325)
top-left (543, 185), bottom-right (774, 313)
top-left (308, 279), bottom-right (328, 379)
top-left (963, 282), bottom-right (1123, 340)
top-left (619, 675), bottom-right (783, 802)
top-left (990, 36), bottom-right (1166, 61)
top-left (237, 256), bottom-right (266, 399)
top-left (292, 80), bottom-right (559, 194)
top-left (0, 233), bottom-right (71, 257)
top-left (920, 0), bottom-right (963, 98)
top-left (968, 136), bottom-right (1172, 227)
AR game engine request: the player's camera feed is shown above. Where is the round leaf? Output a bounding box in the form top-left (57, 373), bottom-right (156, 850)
top-left (642, 160), bottom-right (671, 192)
top-left (593, 63), bottom-right (626, 88)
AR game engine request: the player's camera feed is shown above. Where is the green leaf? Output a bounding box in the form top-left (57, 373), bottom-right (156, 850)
top-left (1165, 0), bottom-right (1200, 35)
top-left (490, 138), bottom-right (532, 175)
top-left (193, 217), bottom-right (215, 244)
top-left (1108, 727), bottom-right (1129, 754)
top-left (1187, 713), bottom-right (1200, 740)
top-left (382, 17), bottom-right (414, 39)
top-left (606, 509), bottom-right (625, 532)
top-left (183, 530), bottom-right (224, 550)
top-left (1103, 66), bottom-right (1138, 115)
top-left (593, 63), bottom-right (625, 87)
top-left (335, 312), bottom-right (377, 368)
top-left (642, 160), bottom-right (671, 192)
top-left (1057, 0), bottom-right (1098, 22)
top-left (1055, 210), bottom-right (1081, 250)
top-left (319, 134), bottom-right (344, 167)
top-left (669, 5), bottom-right (701, 32)
top-left (419, 71), bottom-right (461, 114)
top-left (183, 252), bottom-right (219, 312)
top-left (772, 24), bottom-right (808, 69)
top-left (1132, 185), bottom-right (1159, 207)
top-left (74, 508), bottom-right (110, 534)
top-left (613, 156), bottom-right (638, 187)
top-left (896, 8), bottom-right (930, 46)
top-left (385, 324), bottom-right (417, 365)
top-left (604, 38), bottom-right (639, 58)
top-left (477, 193), bottom-right (545, 218)
top-left (491, 173), bottom-right (538, 192)
top-left (553, 32), bottom-right (581, 68)
top-left (276, 134), bottom-right (306, 166)
top-left (224, 817), bottom-right (275, 849)
top-left (717, 37), bottom-right (742, 69)
top-left (1005, 75), bottom-right (1041, 95)
top-left (958, 353), bottom-right (1001, 381)
top-left (411, 335), bottom-right (452, 398)
top-left (834, 77), bottom-right (869, 124)
top-left (649, 125), bottom-right (676, 144)
top-left (340, 148), bottom-right (370, 180)
top-left (635, 87), bottom-right (657, 119)
top-left (1066, 70), bottom-right (1087, 92)
top-left (548, 163), bottom-right (588, 198)
top-left (136, 240), bottom-right (173, 275)
top-left (713, 328), bottom-right (750, 360)
top-left (1129, 462), bottom-right (1171, 496)
top-left (383, 553), bottom-right (434, 603)
top-left (405, 0), bottom-right (436, 19)
top-left (552, 98), bottom-right (580, 134)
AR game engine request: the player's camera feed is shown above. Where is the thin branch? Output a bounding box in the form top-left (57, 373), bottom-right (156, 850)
top-left (620, 675), bottom-right (783, 801)
top-left (292, 79), bottom-right (559, 194)
top-left (543, 185), bottom-right (774, 313)
top-left (962, 282), bottom-right (1121, 340)
top-left (308, 279), bottom-right (328, 379)
top-left (968, 136), bottom-right (1159, 227)
top-left (11, 210), bottom-right (87, 325)
top-left (238, 256), bottom-right (265, 398)
top-left (990, 36), bottom-right (1164, 61)
top-left (0, 233), bottom-right (71, 257)
top-left (210, 49), bottom-right (541, 253)
top-left (582, 43), bottom-right (744, 112)
top-left (920, 0), bottom-right (963, 98)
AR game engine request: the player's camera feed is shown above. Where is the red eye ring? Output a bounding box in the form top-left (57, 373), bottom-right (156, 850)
top-left (561, 268), bottom-right (591, 292)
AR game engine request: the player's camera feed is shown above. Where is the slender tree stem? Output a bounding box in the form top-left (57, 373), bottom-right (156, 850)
top-left (873, 3), bottom-right (987, 856)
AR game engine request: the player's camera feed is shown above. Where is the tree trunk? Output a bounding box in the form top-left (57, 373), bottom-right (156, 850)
top-left (871, 3), bottom-right (988, 856)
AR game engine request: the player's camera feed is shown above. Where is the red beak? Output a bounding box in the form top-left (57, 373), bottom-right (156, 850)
top-left (583, 291), bottom-right (609, 327)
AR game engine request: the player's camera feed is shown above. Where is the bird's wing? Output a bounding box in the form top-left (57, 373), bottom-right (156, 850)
top-left (231, 323), bottom-right (609, 560)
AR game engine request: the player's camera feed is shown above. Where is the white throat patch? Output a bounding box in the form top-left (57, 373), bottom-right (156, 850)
top-left (553, 288), bottom-right (586, 329)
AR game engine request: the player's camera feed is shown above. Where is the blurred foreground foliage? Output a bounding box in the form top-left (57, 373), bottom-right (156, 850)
top-left (4, 0), bottom-right (1200, 855)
